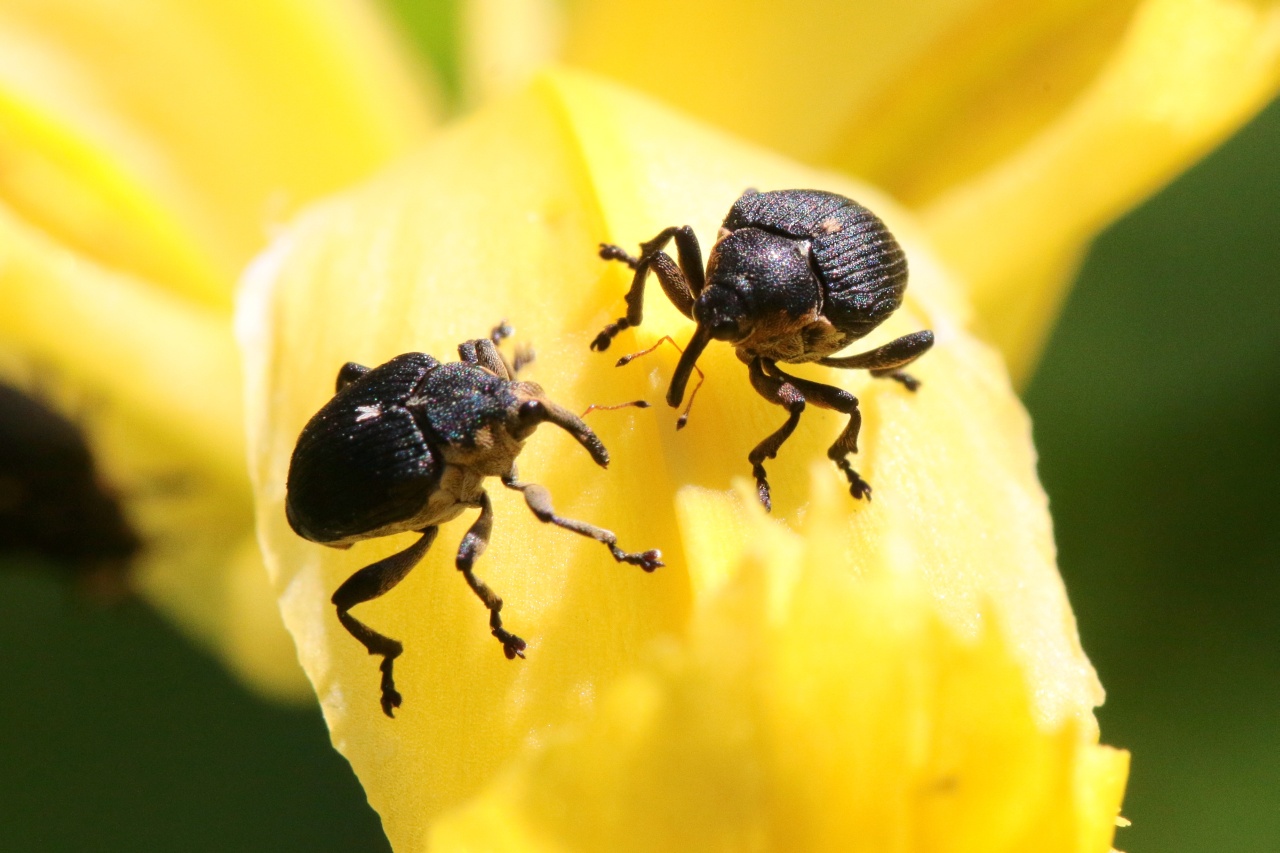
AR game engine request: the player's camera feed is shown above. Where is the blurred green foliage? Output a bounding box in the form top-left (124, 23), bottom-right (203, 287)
top-left (1027, 95), bottom-right (1280, 852)
top-left (381, 0), bottom-right (462, 105)
top-left (0, 3), bottom-right (1275, 846)
top-left (0, 565), bottom-right (390, 852)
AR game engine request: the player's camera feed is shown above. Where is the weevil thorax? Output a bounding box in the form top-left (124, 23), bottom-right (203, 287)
top-left (413, 363), bottom-right (531, 482)
top-left (698, 226), bottom-right (838, 362)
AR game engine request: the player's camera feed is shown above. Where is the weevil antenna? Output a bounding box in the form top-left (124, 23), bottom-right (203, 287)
top-left (580, 399), bottom-right (650, 417)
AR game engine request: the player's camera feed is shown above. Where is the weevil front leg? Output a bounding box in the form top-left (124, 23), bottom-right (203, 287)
top-left (331, 527), bottom-right (439, 717)
top-left (487, 320), bottom-right (534, 376)
top-left (593, 225), bottom-right (704, 351)
top-left (455, 491), bottom-right (526, 659)
top-left (767, 364), bottom-right (871, 502)
top-left (459, 324), bottom-right (534, 379)
top-left (458, 336), bottom-right (512, 380)
top-left (502, 469), bottom-right (663, 571)
top-left (746, 357), bottom-right (808, 511)
top-left (819, 330), bottom-right (934, 391)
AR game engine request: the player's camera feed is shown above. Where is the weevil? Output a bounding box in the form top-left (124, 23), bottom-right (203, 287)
top-left (593, 188), bottom-right (934, 510)
top-left (286, 324), bottom-right (662, 717)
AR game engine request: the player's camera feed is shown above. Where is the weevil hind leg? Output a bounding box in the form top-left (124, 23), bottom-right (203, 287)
top-left (502, 469), bottom-right (662, 571)
top-left (819, 330), bottom-right (933, 392)
top-left (770, 365), bottom-right (871, 501)
top-left (331, 527), bottom-right (439, 717)
top-left (455, 491), bottom-right (526, 659)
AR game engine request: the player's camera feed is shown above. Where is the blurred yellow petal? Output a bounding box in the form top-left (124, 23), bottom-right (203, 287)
top-left (0, 202), bottom-right (240, 476)
top-left (921, 0), bottom-right (1280, 378)
top-left (461, 0), bottom-right (562, 106)
top-left (564, 0), bottom-right (1006, 169)
top-left (0, 0), bottom-right (434, 304)
top-left (430, 479), bottom-right (1129, 853)
top-left (564, 0), bottom-right (1280, 377)
top-left (0, 0), bottom-right (436, 696)
top-left (239, 69), bottom-right (1122, 849)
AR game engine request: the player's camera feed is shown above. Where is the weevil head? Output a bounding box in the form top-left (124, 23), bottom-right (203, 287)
top-left (698, 227), bottom-right (821, 346)
top-left (509, 384), bottom-right (610, 469)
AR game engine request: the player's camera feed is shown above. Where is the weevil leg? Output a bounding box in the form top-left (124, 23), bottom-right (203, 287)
top-left (746, 357), bottom-right (807, 512)
top-left (767, 364), bottom-right (872, 502)
top-left (818, 330), bottom-right (933, 392)
top-left (459, 337), bottom-right (512, 380)
top-left (335, 362), bottom-right (370, 393)
top-left (331, 527), bottom-right (438, 717)
top-left (489, 320), bottom-right (514, 344)
top-left (509, 346), bottom-right (535, 377)
top-left (649, 252), bottom-right (697, 319)
top-left (502, 470), bottom-right (663, 572)
top-left (455, 491), bottom-right (526, 660)
top-left (593, 225), bottom-right (704, 351)
top-left (488, 321), bottom-right (535, 376)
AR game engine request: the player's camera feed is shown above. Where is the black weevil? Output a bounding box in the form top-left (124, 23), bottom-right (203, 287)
top-left (593, 189), bottom-right (934, 509)
top-left (286, 324), bottom-right (662, 717)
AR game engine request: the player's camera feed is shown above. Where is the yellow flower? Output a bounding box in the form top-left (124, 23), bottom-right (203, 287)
top-left (0, 0), bottom-right (434, 696)
top-left (239, 70), bottom-right (1127, 850)
top-left (565, 0), bottom-right (1280, 380)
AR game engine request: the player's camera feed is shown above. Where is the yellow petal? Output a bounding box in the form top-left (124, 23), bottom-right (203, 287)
top-left (429, 479), bottom-right (1128, 853)
top-left (0, 0), bottom-right (436, 696)
top-left (563, 0), bottom-right (1009, 169)
top-left (0, 0), bottom-right (436, 305)
top-left (565, 0), bottom-right (1280, 377)
top-left (240, 69), bottom-right (1120, 848)
top-left (461, 0), bottom-right (562, 106)
top-left (921, 0), bottom-right (1280, 378)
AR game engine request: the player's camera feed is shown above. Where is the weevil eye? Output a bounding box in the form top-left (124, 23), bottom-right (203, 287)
top-left (514, 399), bottom-right (543, 437)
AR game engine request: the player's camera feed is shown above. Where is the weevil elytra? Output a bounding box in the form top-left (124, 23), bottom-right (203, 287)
top-left (286, 324), bottom-right (662, 717)
top-left (593, 189), bottom-right (934, 510)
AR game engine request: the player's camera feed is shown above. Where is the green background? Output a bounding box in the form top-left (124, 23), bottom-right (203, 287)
top-left (1, 7), bottom-right (1277, 850)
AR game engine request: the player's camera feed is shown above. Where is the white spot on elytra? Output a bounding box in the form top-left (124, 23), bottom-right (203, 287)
top-left (355, 405), bottom-right (380, 422)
